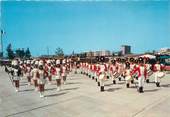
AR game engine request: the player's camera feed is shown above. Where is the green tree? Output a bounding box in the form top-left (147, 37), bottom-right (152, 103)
top-left (15, 48), bottom-right (21, 58)
top-left (6, 43), bottom-right (15, 59)
top-left (25, 48), bottom-right (31, 58)
top-left (15, 48), bottom-right (25, 58)
top-left (55, 47), bottom-right (64, 57)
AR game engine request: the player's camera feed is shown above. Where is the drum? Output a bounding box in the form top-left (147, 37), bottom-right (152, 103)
top-left (99, 74), bottom-right (105, 80)
top-left (157, 72), bottom-right (165, 78)
top-left (113, 72), bottom-right (120, 78)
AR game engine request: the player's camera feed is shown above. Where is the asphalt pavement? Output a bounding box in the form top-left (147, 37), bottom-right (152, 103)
top-left (0, 67), bottom-right (170, 117)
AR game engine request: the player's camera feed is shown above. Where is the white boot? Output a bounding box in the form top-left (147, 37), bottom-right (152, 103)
top-left (28, 82), bottom-right (31, 86)
top-left (57, 87), bottom-right (60, 91)
top-left (15, 88), bottom-right (19, 92)
top-left (40, 92), bottom-right (44, 98)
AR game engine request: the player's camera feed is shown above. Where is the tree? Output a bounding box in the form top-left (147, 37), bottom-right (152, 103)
top-left (6, 43), bottom-right (15, 59)
top-left (55, 47), bottom-right (64, 57)
top-left (15, 48), bottom-right (25, 58)
top-left (20, 48), bottom-right (25, 58)
top-left (25, 48), bottom-right (31, 58)
top-left (15, 48), bottom-right (21, 58)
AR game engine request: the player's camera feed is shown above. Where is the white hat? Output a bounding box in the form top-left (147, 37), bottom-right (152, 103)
top-left (13, 60), bottom-right (18, 66)
top-left (62, 59), bottom-right (66, 64)
top-left (39, 60), bottom-right (44, 66)
top-left (47, 60), bottom-right (51, 64)
top-left (31, 60), bottom-right (34, 65)
top-left (19, 61), bottom-right (23, 64)
top-left (27, 60), bottom-right (31, 64)
top-left (56, 59), bottom-right (60, 64)
top-left (35, 61), bottom-right (39, 65)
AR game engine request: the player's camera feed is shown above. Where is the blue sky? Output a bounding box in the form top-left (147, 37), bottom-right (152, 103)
top-left (1, 1), bottom-right (170, 56)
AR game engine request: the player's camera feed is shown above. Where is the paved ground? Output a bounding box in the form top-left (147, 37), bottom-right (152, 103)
top-left (0, 67), bottom-right (170, 117)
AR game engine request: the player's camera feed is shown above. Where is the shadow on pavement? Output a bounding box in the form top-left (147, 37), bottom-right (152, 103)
top-left (117, 82), bottom-right (125, 85)
top-left (107, 87), bottom-right (122, 92)
top-left (63, 87), bottom-right (79, 91)
top-left (20, 83), bottom-right (28, 86)
top-left (20, 89), bottom-right (34, 92)
top-left (105, 83), bottom-right (114, 86)
top-left (147, 81), bottom-right (155, 84)
top-left (45, 92), bottom-right (67, 97)
top-left (45, 87), bottom-right (57, 91)
top-left (144, 89), bottom-right (159, 92)
top-left (161, 84), bottom-right (170, 88)
top-left (6, 92), bottom-right (69, 117)
top-left (130, 86), bottom-right (138, 89)
top-left (66, 82), bottom-right (82, 85)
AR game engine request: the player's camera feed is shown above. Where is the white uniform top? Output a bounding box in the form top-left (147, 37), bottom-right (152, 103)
top-left (155, 64), bottom-right (161, 71)
top-left (31, 68), bottom-right (39, 80)
top-left (144, 64), bottom-right (150, 71)
top-left (125, 69), bottom-right (131, 81)
top-left (38, 70), bottom-right (46, 84)
top-left (55, 67), bottom-right (61, 79)
top-left (26, 66), bottom-right (31, 77)
top-left (61, 66), bottom-right (66, 77)
top-left (47, 66), bottom-right (51, 75)
top-left (99, 64), bottom-right (105, 73)
top-left (140, 66), bottom-right (145, 76)
top-left (99, 64), bottom-right (105, 80)
top-left (118, 63), bottom-right (123, 74)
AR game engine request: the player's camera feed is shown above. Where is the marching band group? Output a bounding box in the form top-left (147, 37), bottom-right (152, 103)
top-left (5, 59), bottom-right (71, 97)
top-left (78, 57), bottom-right (165, 93)
top-left (4, 56), bottom-right (166, 98)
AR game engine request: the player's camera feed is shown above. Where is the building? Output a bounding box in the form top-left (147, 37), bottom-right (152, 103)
top-left (93, 50), bottom-right (111, 57)
top-left (159, 48), bottom-right (170, 55)
top-left (121, 45), bottom-right (131, 55)
top-left (79, 50), bottom-right (112, 58)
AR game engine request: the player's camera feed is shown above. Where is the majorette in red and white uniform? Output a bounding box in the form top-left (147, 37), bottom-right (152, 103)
top-left (98, 63), bottom-right (106, 91)
top-left (131, 62), bottom-right (147, 93)
top-left (45, 60), bottom-right (52, 84)
top-left (153, 61), bottom-right (165, 87)
top-left (37, 60), bottom-right (47, 98)
top-left (109, 63), bottom-right (117, 83)
top-left (55, 60), bottom-right (62, 91)
top-left (26, 60), bottom-right (32, 85)
top-left (104, 63), bottom-right (109, 78)
top-left (11, 60), bottom-right (21, 92)
top-left (117, 62), bottom-right (124, 80)
top-left (31, 61), bottom-right (39, 91)
top-left (145, 63), bottom-right (152, 82)
top-left (61, 59), bottom-right (67, 84)
top-left (91, 64), bottom-right (96, 79)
